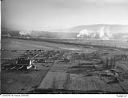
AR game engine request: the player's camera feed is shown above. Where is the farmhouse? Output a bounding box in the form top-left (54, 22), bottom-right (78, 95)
top-left (16, 58), bottom-right (34, 70)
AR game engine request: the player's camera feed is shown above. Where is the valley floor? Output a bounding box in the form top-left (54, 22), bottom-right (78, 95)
top-left (1, 38), bottom-right (128, 94)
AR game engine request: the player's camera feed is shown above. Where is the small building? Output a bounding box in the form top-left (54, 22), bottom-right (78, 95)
top-left (16, 58), bottom-right (34, 70)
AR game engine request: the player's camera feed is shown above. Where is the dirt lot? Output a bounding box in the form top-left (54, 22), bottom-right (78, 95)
top-left (1, 70), bottom-right (49, 93)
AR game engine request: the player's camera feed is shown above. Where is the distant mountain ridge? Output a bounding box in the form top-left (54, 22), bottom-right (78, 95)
top-left (65, 24), bottom-right (128, 34)
top-left (2, 24), bottom-right (128, 40)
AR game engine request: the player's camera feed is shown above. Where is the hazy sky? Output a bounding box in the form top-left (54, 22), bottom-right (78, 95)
top-left (2, 0), bottom-right (128, 31)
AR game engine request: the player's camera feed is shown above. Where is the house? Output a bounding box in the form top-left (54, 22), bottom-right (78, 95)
top-left (16, 58), bottom-right (35, 70)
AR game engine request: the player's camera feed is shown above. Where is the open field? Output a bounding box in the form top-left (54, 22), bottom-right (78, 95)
top-left (1, 37), bottom-right (128, 94)
top-left (2, 37), bottom-right (128, 50)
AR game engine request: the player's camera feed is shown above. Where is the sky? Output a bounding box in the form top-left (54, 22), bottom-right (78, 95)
top-left (1, 0), bottom-right (128, 31)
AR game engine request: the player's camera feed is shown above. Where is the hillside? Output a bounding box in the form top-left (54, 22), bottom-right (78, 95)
top-left (2, 24), bottom-right (128, 40)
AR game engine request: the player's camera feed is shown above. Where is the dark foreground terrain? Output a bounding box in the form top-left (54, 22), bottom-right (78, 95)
top-left (1, 37), bottom-right (128, 94)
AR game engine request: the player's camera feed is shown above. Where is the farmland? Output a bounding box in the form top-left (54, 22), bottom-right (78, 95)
top-left (1, 37), bottom-right (128, 93)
